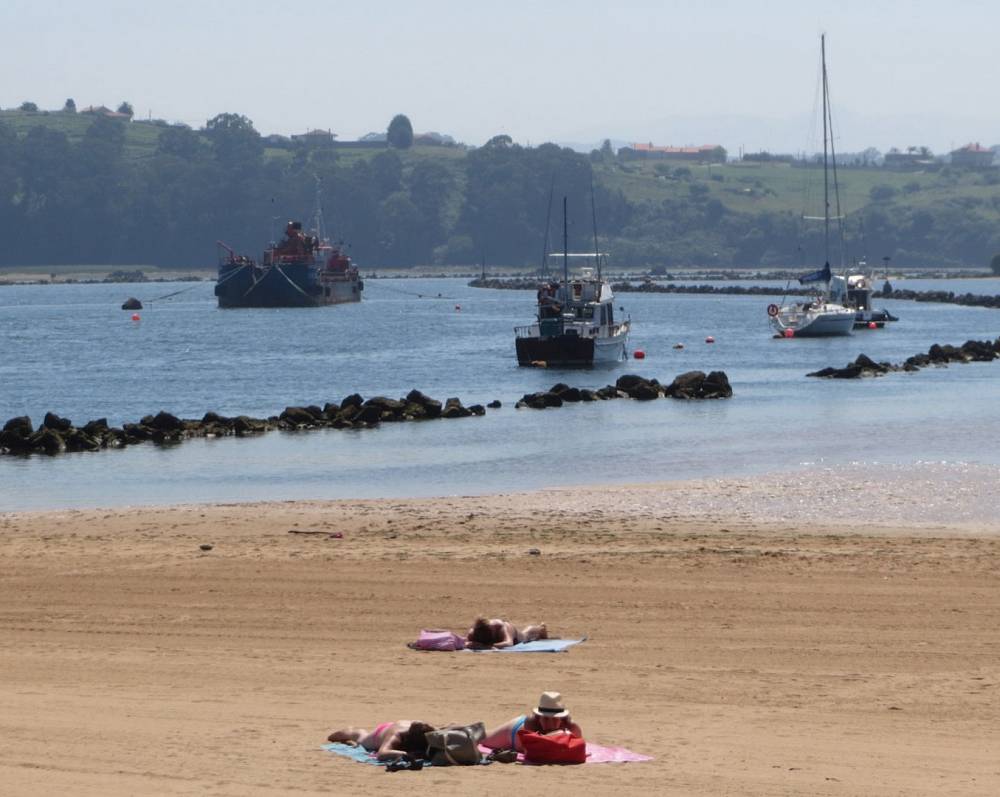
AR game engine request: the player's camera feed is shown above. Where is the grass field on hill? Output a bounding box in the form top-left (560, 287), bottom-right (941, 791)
top-left (5, 108), bottom-right (996, 224)
top-left (596, 158), bottom-right (1000, 219)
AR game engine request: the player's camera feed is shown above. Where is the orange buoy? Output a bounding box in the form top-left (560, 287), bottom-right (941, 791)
top-left (705, 336), bottom-right (715, 344)
top-left (868, 321), bottom-right (877, 329)
top-left (131, 313), bottom-right (140, 321)
top-left (633, 349), bottom-right (645, 360)
top-left (783, 328), bottom-right (794, 338)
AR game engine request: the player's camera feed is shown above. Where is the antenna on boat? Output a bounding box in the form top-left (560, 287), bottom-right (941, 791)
top-left (562, 196), bottom-right (569, 286)
top-left (590, 174), bottom-right (601, 281)
top-left (540, 176), bottom-right (555, 277)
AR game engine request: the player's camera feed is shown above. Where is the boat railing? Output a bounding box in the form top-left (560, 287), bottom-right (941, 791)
top-left (517, 322), bottom-right (631, 340)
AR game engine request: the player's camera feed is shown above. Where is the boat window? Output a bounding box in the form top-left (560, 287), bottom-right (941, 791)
top-left (606, 305), bottom-right (614, 324)
top-left (576, 306), bottom-right (594, 320)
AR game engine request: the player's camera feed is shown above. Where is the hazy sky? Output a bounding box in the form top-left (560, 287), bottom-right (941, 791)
top-left (3, 0), bottom-right (996, 155)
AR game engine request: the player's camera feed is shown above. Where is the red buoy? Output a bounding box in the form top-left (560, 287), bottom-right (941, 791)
top-left (131, 313), bottom-right (140, 321)
top-left (633, 349), bottom-right (645, 360)
top-left (783, 328), bottom-right (794, 338)
top-left (868, 321), bottom-right (877, 329)
top-left (705, 336), bottom-right (715, 344)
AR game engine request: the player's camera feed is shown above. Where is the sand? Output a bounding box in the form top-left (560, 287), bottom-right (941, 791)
top-left (1, 478), bottom-right (998, 796)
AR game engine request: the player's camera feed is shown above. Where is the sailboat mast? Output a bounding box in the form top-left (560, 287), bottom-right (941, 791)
top-left (562, 196), bottom-right (569, 286)
top-left (540, 177), bottom-right (554, 277)
top-left (821, 33), bottom-right (830, 265)
top-left (590, 175), bottom-right (601, 281)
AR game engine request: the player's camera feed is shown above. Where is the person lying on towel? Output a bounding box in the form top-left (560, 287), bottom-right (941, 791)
top-left (327, 720), bottom-right (436, 761)
top-left (464, 616), bottom-right (549, 650)
top-left (480, 691), bottom-right (582, 752)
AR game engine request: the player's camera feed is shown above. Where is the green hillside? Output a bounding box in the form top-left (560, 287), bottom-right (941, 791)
top-left (1, 108), bottom-right (998, 269)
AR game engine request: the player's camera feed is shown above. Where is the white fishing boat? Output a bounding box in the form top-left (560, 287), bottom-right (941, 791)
top-left (829, 260), bottom-right (899, 329)
top-left (768, 34), bottom-right (855, 338)
top-left (515, 197), bottom-right (630, 366)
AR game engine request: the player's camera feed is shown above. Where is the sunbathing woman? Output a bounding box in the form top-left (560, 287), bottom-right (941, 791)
top-left (465, 617), bottom-right (549, 650)
top-left (481, 691), bottom-right (582, 752)
top-left (327, 720), bottom-right (436, 761)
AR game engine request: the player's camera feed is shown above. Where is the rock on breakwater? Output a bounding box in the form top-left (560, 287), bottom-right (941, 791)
top-left (515, 371), bottom-right (733, 409)
top-left (807, 338), bottom-right (1000, 379)
top-left (0, 390), bottom-right (488, 458)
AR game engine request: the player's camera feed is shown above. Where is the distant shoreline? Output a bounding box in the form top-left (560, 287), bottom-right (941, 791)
top-left (0, 265), bottom-right (994, 286)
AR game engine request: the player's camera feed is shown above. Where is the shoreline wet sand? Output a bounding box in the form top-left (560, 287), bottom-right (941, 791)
top-left (1, 478), bottom-right (998, 795)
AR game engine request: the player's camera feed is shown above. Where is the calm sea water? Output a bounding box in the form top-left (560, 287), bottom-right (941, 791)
top-left (1, 275), bottom-right (999, 511)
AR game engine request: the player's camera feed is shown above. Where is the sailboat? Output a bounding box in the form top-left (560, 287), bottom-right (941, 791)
top-left (514, 196), bottom-right (630, 366)
top-left (768, 34), bottom-right (855, 338)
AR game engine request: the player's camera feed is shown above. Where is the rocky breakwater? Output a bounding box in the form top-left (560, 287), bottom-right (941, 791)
top-left (873, 287), bottom-right (1000, 310)
top-left (807, 338), bottom-right (1000, 379)
top-left (515, 371), bottom-right (733, 409)
top-left (0, 390), bottom-right (486, 458)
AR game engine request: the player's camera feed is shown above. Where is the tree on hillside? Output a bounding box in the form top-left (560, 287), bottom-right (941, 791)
top-left (589, 139), bottom-right (614, 164)
top-left (991, 253), bottom-right (1000, 274)
top-left (19, 101), bottom-right (38, 112)
top-left (63, 98), bottom-right (76, 113)
top-left (485, 134), bottom-right (512, 149)
top-left (408, 160), bottom-right (454, 243)
top-left (387, 114), bottom-right (413, 149)
top-left (156, 125), bottom-right (203, 160)
top-left (203, 112), bottom-right (263, 167)
top-left (117, 101), bottom-right (134, 118)
top-left (370, 150), bottom-right (403, 197)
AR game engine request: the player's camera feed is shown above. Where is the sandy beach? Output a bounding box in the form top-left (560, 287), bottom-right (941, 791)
top-left (1, 478), bottom-right (998, 796)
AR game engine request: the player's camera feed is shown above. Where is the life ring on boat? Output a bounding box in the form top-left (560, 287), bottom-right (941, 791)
top-left (767, 303), bottom-right (780, 317)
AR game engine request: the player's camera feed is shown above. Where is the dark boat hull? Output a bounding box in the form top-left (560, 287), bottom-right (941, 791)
top-left (516, 335), bottom-right (596, 367)
top-left (853, 308), bottom-right (898, 328)
top-left (215, 264), bottom-right (362, 308)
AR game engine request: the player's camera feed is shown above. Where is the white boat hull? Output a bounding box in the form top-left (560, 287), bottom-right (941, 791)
top-left (771, 304), bottom-right (855, 337)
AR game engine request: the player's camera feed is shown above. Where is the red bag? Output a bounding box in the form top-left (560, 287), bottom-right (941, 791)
top-left (517, 729), bottom-right (587, 764)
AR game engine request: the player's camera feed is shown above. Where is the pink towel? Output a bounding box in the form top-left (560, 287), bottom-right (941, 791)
top-left (480, 742), bottom-right (652, 764)
top-left (585, 743), bottom-right (653, 763)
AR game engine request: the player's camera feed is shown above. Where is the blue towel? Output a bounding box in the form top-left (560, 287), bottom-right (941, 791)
top-left (465, 637), bottom-right (586, 653)
top-left (323, 743), bottom-right (382, 765)
top-left (323, 743), bottom-right (491, 767)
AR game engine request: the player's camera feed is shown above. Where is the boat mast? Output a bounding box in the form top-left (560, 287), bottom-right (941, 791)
top-left (590, 175), bottom-right (601, 281)
top-left (821, 33), bottom-right (830, 267)
top-left (540, 177), bottom-right (555, 277)
top-left (562, 196), bottom-right (569, 286)
top-left (312, 174), bottom-right (326, 243)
